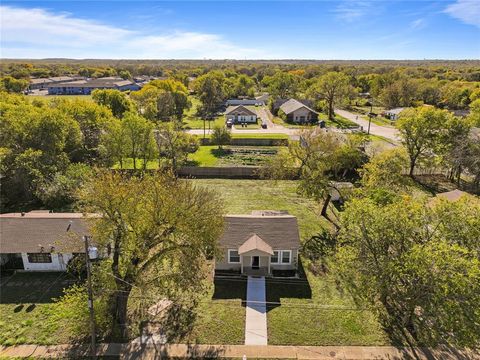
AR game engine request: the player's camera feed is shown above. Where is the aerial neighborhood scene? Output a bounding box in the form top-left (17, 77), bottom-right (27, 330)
top-left (1, 0), bottom-right (480, 359)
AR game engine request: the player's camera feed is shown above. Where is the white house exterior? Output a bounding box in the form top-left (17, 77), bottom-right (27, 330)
top-left (0, 211), bottom-right (90, 271)
top-left (215, 211), bottom-right (301, 276)
top-left (225, 105), bottom-right (258, 124)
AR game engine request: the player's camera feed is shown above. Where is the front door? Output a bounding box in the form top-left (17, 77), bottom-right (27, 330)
top-left (252, 256), bottom-right (260, 269)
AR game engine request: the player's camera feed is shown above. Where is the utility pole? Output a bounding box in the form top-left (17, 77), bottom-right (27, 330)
top-left (84, 235), bottom-right (96, 359)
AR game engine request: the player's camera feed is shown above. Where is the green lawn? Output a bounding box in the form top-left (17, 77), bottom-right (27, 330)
top-left (0, 272), bottom-right (77, 346)
top-left (186, 277), bottom-right (246, 344)
top-left (188, 145), bottom-right (219, 166)
top-left (191, 179), bottom-right (329, 240)
top-left (322, 113), bottom-right (359, 129)
top-left (266, 262), bottom-right (389, 346)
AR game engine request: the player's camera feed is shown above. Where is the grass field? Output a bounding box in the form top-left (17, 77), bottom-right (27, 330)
top-left (266, 263), bottom-right (389, 346)
top-left (0, 272), bottom-right (77, 346)
top-left (186, 278), bottom-right (246, 344)
top-left (194, 133), bottom-right (290, 140)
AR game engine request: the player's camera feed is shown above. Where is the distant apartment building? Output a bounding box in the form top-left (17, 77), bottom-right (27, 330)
top-left (29, 76), bottom-right (79, 90)
top-left (47, 77), bottom-right (141, 95)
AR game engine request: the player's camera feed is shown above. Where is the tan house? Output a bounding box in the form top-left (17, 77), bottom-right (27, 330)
top-left (225, 105), bottom-right (258, 124)
top-left (279, 99), bottom-right (318, 124)
top-left (215, 211), bottom-right (301, 276)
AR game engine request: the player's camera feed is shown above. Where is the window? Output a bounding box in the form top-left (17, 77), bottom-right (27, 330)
top-left (271, 251), bottom-right (280, 264)
top-left (27, 253), bottom-right (52, 263)
top-left (271, 250), bottom-right (292, 265)
top-left (228, 249), bottom-right (240, 264)
top-left (281, 250), bottom-right (291, 264)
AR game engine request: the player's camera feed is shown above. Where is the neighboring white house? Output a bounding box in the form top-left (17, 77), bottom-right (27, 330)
top-left (215, 211), bottom-right (301, 277)
top-left (225, 105), bottom-right (258, 124)
top-left (0, 211), bottom-right (92, 271)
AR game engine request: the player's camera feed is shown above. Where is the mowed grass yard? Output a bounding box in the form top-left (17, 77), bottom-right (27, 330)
top-left (266, 265), bottom-right (388, 346)
top-left (0, 272), bottom-right (77, 346)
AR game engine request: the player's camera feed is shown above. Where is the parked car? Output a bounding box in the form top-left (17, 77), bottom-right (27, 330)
top-left (226, 119), bottom-right (234, 128)
top-left (261, 122), bottom-right (267, 129)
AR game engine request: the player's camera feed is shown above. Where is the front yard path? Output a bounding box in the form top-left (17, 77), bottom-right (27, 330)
top-left (245, 276), bottom-right (268, 345)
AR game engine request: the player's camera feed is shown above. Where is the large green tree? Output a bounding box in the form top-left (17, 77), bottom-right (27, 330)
top-left (335, 196), bottom-right (480, 347)
top-left (80, 171), bottom-right (224, 340)
top-left (92, 89), bottom-right (132, 118)
top-left (308, 72), bottom-right (352, 120)
top-left (396, 107), bottom-right (449, 176)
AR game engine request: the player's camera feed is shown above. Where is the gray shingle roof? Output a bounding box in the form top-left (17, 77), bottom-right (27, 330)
top-left (219, 213), bottom-right (300, 250)
top-left (0, 213), bottom-right (90, 253)
top-left (279, 99), bottom-right (317, 115)
top-left (225, 105), bottom-right (257, 116)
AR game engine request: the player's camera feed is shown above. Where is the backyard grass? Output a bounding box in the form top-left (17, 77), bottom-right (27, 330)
top-left (191, 179), bottom-right (329, 240)
top-left (188, 146), bottom-right (280, 167)
top-left (266, 262), bottom-right (389, 346)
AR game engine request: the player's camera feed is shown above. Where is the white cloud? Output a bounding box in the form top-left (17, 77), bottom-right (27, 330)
top-left (410, 18), bottom-right (426, 29)
top-left (0, 5), bottom-right (265, 59)
top-left (333, 1), bottom-right (373, 22)
top-left (444, 0), bottom-right (480, 28)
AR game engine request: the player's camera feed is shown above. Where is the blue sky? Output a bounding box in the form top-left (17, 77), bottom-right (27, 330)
top-left (1, 1), bottom-right (479, 59)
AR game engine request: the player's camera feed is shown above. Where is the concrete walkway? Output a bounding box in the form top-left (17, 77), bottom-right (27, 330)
top-left (1, 344), bottom-right (477, 359)
top-left (245, 276), bottom-right (268, 345)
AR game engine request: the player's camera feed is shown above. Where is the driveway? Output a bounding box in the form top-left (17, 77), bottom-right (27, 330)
top-left (335, 109), bottom-right (401, 142)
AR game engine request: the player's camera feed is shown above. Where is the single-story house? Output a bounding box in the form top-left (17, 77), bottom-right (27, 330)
top-left (47, 77), bottom-right (141, 95)
top-left (0, 211), bottom-right (92, 271)
top-left (383, 108), bottom-right (405, 121)
top-left (279, 99), bottom-right (319, 124)
top-left (226, 98), bottom-right (265, 106)
top-left (225, 105), bottom-right (258, 124)
top-left (215, 211), bottom-right (301, 276)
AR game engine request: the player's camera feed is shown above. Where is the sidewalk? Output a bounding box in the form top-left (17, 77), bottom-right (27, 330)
top-left (0, 343), bottom-right (477, 359)
top-left (245, 276), bottom-right (268, 345)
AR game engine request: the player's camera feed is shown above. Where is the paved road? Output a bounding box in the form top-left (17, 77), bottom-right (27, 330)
top-left (245, 276), bottom-right (268, 345)
top-left (335, 109), bottom-right (400, 142)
